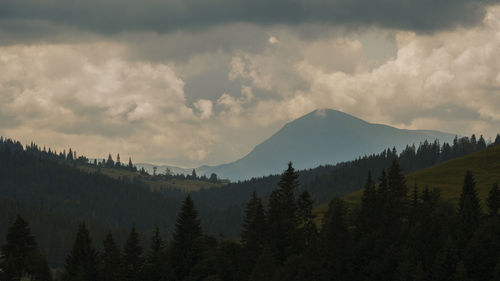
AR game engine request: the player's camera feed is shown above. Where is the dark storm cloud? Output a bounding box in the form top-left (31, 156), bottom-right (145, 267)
top-left (0, 0), bottom-right (495, 34)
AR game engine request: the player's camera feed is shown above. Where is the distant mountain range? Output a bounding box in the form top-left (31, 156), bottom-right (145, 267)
top-left (140, 109), bottom-right (457, 181)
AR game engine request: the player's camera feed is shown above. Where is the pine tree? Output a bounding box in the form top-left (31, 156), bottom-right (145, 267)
top-left (248, 245), bottom-right (277, 281)
top-left (495, 134), bottom-right (500, 146)
top-left (98, 233), bottom-right (121, 281)
top-left (191, 169), bottom-right (197, 179)
top-left (240, 190), bottom-right (268, 280)
top-left (63, 223), bottom-right (98, 281)
top-left (267, 162), bottom-right (299, 264)
top-left (487, 183), bottom-right (500, 216)
top-left (170, 195), bottom-right (202, 281)
top-left (360, 172), bottom-right (377, 229)
top-left (431, 238), bottom-right (459, 281)
top-left (116, 154), bottom-right (121, 167)
top-left (457, 171), bottom-right (482, 244)
top-left (128, 157), bottom-right (134, 171)
top-left (106, 154), bottom-right (114, 168)
top-left (122, 225), bottom-right (143, 281)
top-left (296, 190), bottom-right (317, 250)
top-left (0, 215), bottom-right (52, 281)
top-left (144, 227), bottom-right (164, 281)
top-left (477, 135), bottom-right (487, 150)
top-left (388, 159), bottom-right (407, 207)
top-left (320, 198), bottom-right (352, 280)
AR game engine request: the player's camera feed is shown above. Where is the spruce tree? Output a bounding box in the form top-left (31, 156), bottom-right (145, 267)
top-left (170, 195), bottom-right (202, 281)
top-left (240, 190), bottom-right (267, 278)
top-left (98, 233), bottom-right (121, 281)
top-left (63, 223), bottom-right (98, 281)
top-left (495, 134), bottom-right (500, 146)
top-left (144, 227), bottom-right (164, 281)
top-left (487, 183), bottom-right (500, 216)
top-left (122, 225), bottom-right (143, 281)
top-left (248, 244), bottom-right (277, 281)
top-left (320, 198), bottom-right (352, 281)
top-left (296, 190), bottom-right (317, 250)
top-left (0, 215), bottom-right (52, 281)
top-left (360, 171), bottom-right (377, 230)
top-left (267, 162), bottom-right (299, 264)
top-left (457, 171), bottom-right (482, 244)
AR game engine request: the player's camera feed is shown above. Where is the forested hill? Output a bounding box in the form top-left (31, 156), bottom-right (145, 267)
top-left (189, 134), bottom-right (496, 208)
top-left (0, 139), bottom-right (242, 267)
top-left (342, 142), bottom-right (500, 206)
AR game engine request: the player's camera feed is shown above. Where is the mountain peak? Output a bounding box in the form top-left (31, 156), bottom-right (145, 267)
top-left (198, 109), bottom-right (456, 181)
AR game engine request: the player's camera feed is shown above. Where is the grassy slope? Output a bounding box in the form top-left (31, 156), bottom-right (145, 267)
top-left (79, 166), bottom-right (224, 192)
top-left (343, 145), bottom-right (500, 206)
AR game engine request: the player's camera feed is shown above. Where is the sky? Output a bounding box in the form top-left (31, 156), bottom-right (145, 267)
top-left (1, 0), bottom-right (500, 167)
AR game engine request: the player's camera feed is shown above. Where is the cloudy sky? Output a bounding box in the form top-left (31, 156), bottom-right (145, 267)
top-left (1, 0), bottom-right (500, 167)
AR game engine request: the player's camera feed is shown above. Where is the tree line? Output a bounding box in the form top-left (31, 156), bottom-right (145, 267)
top-left (3, 160), bottom-right (500, 281)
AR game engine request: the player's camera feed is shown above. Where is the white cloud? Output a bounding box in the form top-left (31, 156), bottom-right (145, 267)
top-left (194, 99), bottom-right (213, 119)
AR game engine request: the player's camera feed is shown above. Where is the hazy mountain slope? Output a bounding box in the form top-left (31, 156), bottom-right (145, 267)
top-left (198, 109), bottom-right (456, 181)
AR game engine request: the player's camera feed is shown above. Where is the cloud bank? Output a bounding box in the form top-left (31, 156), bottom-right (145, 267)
top-left (0, 0), bottom-right (495, 35)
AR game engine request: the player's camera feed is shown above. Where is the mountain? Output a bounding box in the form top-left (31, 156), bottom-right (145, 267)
top-left (197, 109), bottom-right (457, 181)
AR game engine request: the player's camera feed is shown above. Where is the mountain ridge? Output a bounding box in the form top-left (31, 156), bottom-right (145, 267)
top-left (196, 108), bottom-right (456, 180)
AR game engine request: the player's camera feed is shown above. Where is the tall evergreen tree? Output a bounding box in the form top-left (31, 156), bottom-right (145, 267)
top-left (267, 162), bottom-right (299, 264)
top-left (0, 215), bottom-right (52, 281)
top-left (170, 195), bottom-right (202, 281)
top-left (98, 233), bottom-right (121, 281)
top-left (495, 134), bottom-right (500, 146)
top-left (122, 225), bottom-right (143, 281)
top-left (63, 223), bottom-right (98, 281)
top-left (359, 171), bottom-right (377, 230)
top-left (296, 190), bottom-right (317, 250)
top-left (319, 198), bottom-right (352, 281)
top-left (144, 227), bottom-right (164, 281)
top-left (457, 171), bottom-right (482, 244)
top-left (487, 183), bottom-right (500, 216)
top-left (240, 190), bottom-right (267, 278)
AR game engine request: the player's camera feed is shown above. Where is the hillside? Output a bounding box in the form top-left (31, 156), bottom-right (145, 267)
top-left (80, 165), bottom-right (225, 192)
top-left (0, 141), bottom-right (242, 267)
top-left (343, 144), bottom-right (500, 205)
top-left (197, 109), bottom-right (456, 181)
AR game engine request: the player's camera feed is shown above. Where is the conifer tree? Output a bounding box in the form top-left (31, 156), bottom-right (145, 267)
top-left (128, 157), bottom-right (134, 170)
top-left (248, 244), bottom-right (277, 281)
top-left (320, 198), bottom-right (352, 280)
top-left (144, 226), bottom-right (164, 281)
top-left (377, 169), bottom-right (389, 207)
top-left (98, 233), bottom-right (121, 281)
top-left (170, 195), bottom-right (202, 281)
top-left (116, 154), bottom-right (121, 167)
top-left (0, 215), bottom-right (52, 281)
top-left (241, 190), bottom-right (267, 274)
top-left (457, 171), bottom-right (482, 244)
top-left (495, 134), bottom-right (500, 146)
top-left (63, 223), bottom-right (98, 281)
top-left (296, 190), bottom-right (317, 250)
top-left (122, 225), bottom-right (143, 281)
top-left (431, 238), bottom-right (459, 281)
top-left (106, 154), bottom-right (114, 168)
top-left (477, 135), bottom-right (487, 150)
top-left (360, 172), bottom-right (377, 229)
top-left (267, 162), bottom-right (299, 264)
top-left (487, 183), bottom-right (500, 216)
top-left (387, 159), bottom-right (408, 212)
